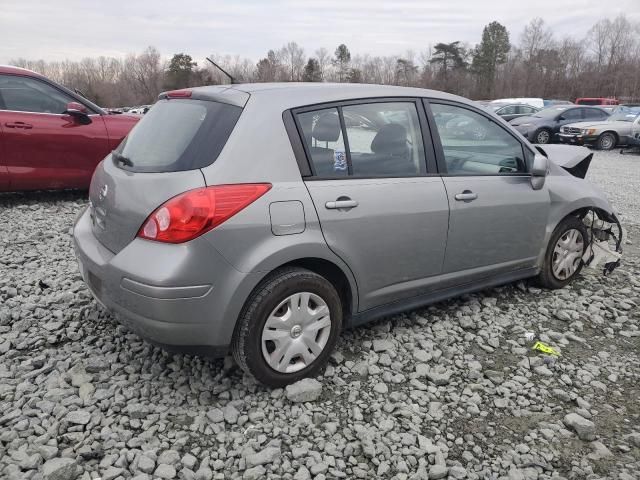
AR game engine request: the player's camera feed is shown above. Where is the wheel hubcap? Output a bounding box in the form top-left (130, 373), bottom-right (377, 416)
top-left (552, 228), bottom-right (584, 280)
top-left (261, 292), bottom-right (332, 373)
top-left (537, 131), bottom-right (550, 144)
top-left (602, 136), bottom-right (613, 149)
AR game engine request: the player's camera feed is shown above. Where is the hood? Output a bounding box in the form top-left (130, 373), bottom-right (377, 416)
top-left (564, 120), bottom-right (613, 130)
top-left (538, 144), bottom-right (593, 179)
top-left (509, 116), bottom-right (542, 126)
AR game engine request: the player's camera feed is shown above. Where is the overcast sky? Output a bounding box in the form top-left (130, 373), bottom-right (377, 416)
top-left (1, 0), bottom-right (639, 63)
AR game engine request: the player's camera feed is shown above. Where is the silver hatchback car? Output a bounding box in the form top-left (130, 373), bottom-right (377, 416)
top-left (73, 83), bottom-right (623, 386)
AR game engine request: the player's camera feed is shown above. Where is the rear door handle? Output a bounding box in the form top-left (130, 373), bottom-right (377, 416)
top-left (5, 122), bottom-right (33, 129)
top-left (325, 199), bottom-right (358, 210)
top-left (454, 191), bottom-right (478, 202)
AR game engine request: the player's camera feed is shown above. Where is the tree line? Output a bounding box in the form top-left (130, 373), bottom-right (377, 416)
top-left (10, 15), bottom-right (640, 107)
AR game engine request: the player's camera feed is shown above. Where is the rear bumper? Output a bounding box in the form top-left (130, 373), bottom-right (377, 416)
top-left (72, 208), bottom-right (259, 354)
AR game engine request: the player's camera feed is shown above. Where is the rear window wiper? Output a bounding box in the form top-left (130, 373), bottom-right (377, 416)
top-left (112, 151), bottom-right (133, 167)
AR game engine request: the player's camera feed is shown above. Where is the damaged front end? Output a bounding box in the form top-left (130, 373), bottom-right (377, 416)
top-left (538, 144), bottom-right (625, 276)
top-left (581, 209), bottom-right (625, 275)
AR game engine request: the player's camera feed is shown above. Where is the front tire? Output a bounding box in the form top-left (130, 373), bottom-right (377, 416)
top-left (597, 132), bottom-right (616, 150)
top-left (534, 128), bottom-right (552, 145)
top-left (537, 216), bottom-right (588, 289)
top-left (232, 267), bottom-right (342, 387)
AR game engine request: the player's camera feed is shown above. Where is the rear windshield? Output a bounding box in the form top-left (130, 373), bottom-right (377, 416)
top-left (115, 99), bottom-right (241, 173)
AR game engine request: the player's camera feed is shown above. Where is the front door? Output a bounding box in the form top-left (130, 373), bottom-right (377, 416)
top-left (0, 74), bottom-right (109, 191)
top-left (295, 101), bottom-right (450, 311)
top-left (428, 101), bottom-right (550, 279)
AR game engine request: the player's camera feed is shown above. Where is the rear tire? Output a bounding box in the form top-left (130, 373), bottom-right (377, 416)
top-left (534, 128), bottom-right (552, 145)
top-left (597, 132), bottom-right (616, 150)
top-left (232, 267), bottom-right (342, 387)
top-left (537, 216), bottom-right (588, 289)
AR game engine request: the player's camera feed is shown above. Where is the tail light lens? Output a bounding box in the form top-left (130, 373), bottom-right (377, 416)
top-left (137, 184), bottom-right (271, 243)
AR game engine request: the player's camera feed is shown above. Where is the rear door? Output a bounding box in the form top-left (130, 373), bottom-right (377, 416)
top-left (426, 100), bottom-right (549, 280)
top-left (294, 99), bottom-right (450, 311)
top-left (0, 74), bottom-right (110, 190)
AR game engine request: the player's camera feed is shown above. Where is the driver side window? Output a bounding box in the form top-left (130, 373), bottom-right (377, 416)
top-left (430, 103), bottom-right (526, 175)
top-left (0, 75), bottom-right (72, 114)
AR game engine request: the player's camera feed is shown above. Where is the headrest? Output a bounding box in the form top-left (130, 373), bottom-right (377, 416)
top-left (312, 113), bottom-right (341, 142)
top-left (371, 123), bottom-right (407, 155)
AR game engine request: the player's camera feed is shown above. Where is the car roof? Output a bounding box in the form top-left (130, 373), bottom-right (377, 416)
top-left (0, 64), bottom-right (44, 78)
top-left (179, 82), bottom-right (469, 110)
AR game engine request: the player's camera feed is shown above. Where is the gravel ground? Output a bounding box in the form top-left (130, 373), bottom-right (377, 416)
top-left (1, 149), bottom-right (639, 480)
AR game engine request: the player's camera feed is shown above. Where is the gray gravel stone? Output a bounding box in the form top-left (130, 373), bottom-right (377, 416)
top-left (285, 378), bottom-right (323, 402)
top-left (42, 458), bottom-right (78, 480)
top-left (564, 413), bottom-right (597, 441)
top-left (154, 464), bottom-right (177, 479)
top-left (245, 446), bottom-right (281, 468)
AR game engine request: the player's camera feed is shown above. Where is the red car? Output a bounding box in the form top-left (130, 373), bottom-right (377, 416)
top-left (575, 97), bottom-right (619, 106)
top-left (0, 65), bottom-right (140, 192)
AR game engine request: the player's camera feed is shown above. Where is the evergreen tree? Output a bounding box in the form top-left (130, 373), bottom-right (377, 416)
top-left (302, 58), bottom-right (322, 82)
top-left (164, 53), bottom-right (197, 89)
top-left (333, 44), bottom-right (351, 82)
top-left (471, 21), bottom-right (510, 97)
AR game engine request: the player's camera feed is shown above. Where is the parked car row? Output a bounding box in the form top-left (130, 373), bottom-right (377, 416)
top-left (0, 65), bottom-right (140, 192)
top-left (558, 106), bottom-right (640, 150)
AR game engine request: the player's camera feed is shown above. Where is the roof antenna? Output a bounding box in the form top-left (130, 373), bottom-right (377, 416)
top-left (206, 57), bottom-right (235, 84)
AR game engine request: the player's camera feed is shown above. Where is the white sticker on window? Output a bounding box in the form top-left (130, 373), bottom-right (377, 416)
top-left (334, 150), bottom-right (347, 171)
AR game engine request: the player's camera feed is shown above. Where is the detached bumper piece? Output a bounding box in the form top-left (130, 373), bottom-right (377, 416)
top-left (582, 211), bottom-right (625, 276)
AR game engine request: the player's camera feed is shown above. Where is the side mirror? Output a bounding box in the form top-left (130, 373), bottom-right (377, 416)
top-left (64, 101), bottom-right (92, 125)
top-left (530, 154), bottom-right (548, 190)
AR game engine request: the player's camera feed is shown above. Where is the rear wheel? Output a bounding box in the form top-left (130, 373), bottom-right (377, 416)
top-left (597, 132), bottom-right (616, 150)
top-left (232, 267), bottom-right (342, 387)
top-left (537, 216), bottom-right (588, 289)
top-left (534, 128), bottom-right (552, 144)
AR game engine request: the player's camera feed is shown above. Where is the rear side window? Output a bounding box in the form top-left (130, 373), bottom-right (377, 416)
top-left (116, 99), bottom-right (241, 173)
top-left (297, 108), bottom-right (348, 177)
top-left (296, 101), bottom-right (426, 178)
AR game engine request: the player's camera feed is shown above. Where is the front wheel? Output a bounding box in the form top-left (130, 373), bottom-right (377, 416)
top-left (537, 216), bottom-right (588, 289)
top-left (232, 267), bottom-right (342, 387)
top-left (534, 128), bottom-right (552, 145)
top-left (597, 132), bottom-right (616, 150)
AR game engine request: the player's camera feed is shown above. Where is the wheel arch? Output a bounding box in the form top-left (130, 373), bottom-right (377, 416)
top-left (269, 257), bottom-right (356, 319)
top-left (598, 130), bottom-right (619, 147)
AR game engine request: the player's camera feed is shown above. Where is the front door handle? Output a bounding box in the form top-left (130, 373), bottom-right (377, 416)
top-left (454, 190), bottom-right (478, 202)
top-left (5, 122), bottom-right (33, 129)
top-left (325, 199), bottom-right (358, 210)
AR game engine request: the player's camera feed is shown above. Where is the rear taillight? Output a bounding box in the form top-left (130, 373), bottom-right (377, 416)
top-left (137, 184), bottom-right (271, 243)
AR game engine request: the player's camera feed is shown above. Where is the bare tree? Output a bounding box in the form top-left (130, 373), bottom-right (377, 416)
top-left (315, 47), bottom-right (330, 81)
top-left (279, 42), bottom-right (305, 81)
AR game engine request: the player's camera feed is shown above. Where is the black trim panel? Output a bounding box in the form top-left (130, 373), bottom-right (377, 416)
top-left (347, 267), bottom-right (538, 327)
top-left (282, 110), bottom-right (312, 177)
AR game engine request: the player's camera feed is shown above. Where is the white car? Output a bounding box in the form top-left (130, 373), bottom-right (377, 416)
top-left (491, 98), bottom-right (545, 109)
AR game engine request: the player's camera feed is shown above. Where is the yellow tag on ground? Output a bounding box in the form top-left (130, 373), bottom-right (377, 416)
top-left (532, 341), bottom-right (560, 356)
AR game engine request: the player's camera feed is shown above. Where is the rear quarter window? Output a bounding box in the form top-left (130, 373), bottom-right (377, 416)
top-left (116, 99), bottom-right (241, 173)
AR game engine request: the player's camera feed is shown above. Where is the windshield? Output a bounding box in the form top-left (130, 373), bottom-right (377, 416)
top-left (608, 110), bottom-right (640, 122)
top-left (115, 99), bottom-right (241, 173)
top-left (533, 106), bottom-right (568, 118)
